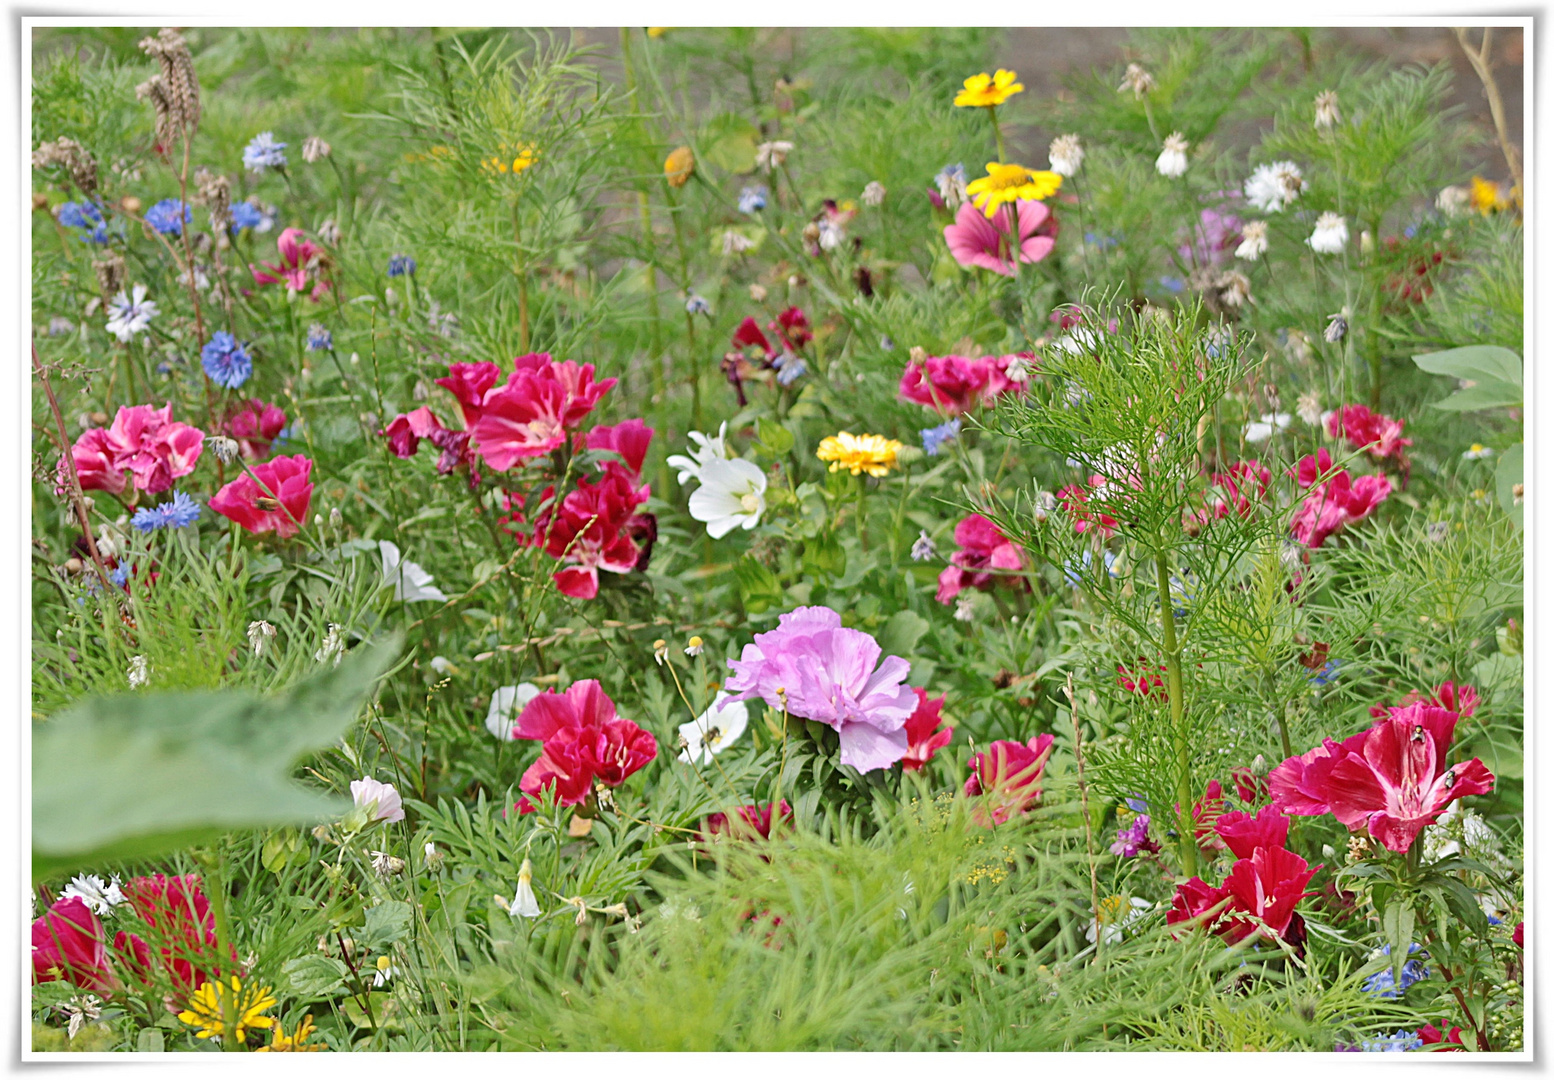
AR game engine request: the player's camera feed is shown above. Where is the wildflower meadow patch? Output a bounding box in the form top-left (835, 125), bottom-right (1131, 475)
top-left (29, 26), bottom-right (1524, 1054)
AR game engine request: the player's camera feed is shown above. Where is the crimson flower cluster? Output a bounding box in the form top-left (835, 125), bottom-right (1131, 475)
top-left (722, 306), bottom-right (812, 404)
top-left (964, 734), bottom-right (1055, 827)
top-left (935, 513), bottom-right (1027, 605)
top-left (898, 352), bottom-right (1027, 416)
top-left (900, 688), bottom-right (955, 771)
top-left (512, 679), bottom-right (657, 813)
top-left (1326, 404), bottom-right (1412, 472)
top-left (1057, 474), bottom-right (1122, 539)
top-left (224, 399), bottom-right (287, 460)
top-left (61, 403), bottom-right (205, 497)
top-left (1190, 459), bottom-right (1271, 528)
top-left (1167, 804), bottom-right (1320, 948)
top-left (249, 227), bottom-right (331, 301)
top-left (1289, 448), bottom-right (1391, 549)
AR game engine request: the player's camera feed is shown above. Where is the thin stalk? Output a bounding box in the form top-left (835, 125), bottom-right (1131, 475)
top-left (1154, 546), bottom-right (1196, 876)
top-left (197, 850), bottom-right (243, 1051)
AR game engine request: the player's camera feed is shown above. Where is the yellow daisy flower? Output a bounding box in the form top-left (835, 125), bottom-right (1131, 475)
top-left (817, 432), bottom-right (903, 477)
top-left (256, 1014), bottom-right (323, 1052)
top-left (1470, 175), bottom-right (1510, 215)
top-left (966, 162), bottom-right (1063, 218)
top-left (177, 976), bottom-right (278, 1043)
top-left (483, 143), bottom-right (538, 176)
top-left (955, 69), bottom-right (1024, 108)
top-left (664, 146), bottom-right (696, 188)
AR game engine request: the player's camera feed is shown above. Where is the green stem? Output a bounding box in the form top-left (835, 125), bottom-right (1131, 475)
top-left (1153, 548), bottom-right (1196, 877)
top-left (198, 850), bottom-right (244, 1051)
top-left (987, 105), bottom-right (1007, 163)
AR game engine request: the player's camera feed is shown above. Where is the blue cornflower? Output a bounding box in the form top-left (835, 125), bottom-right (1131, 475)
top-left (1362, 944), bottom-right (1429, 998)
top-left (1357, 1030), bottom-right (1424, 1052)
top-left (1062, 549), bottom-right (1119, 586)
top-left (229, 201), bottom-right (263, 233)
top-left (738, 184), bottom-right (768, 214)
top-left (1083, 231), bottom-right (1121, 249)
top-left (1159, 275), bottom-right (1186, 294)
top-left (57, 201), bottom-right (109, 244)
top-left (1309, 659), bottom-right (1342, 686)
top-left (201, 331), bottom-right (253, 389)
top-left (131, 490), bottom-right (202, 532)
top-left (387, 254), bottom-right (417, 278)
top-left (685, 294), bottom-right (711, 315)
top-left (243, 131), bottom-right (288, 171)
top-left (306, 323), bottom-right (333, 351)
top-left (773, 353), bottom-right (807, 387)
top-left (920, 417), bottom-right (961, 456)
top-left (144, 198), bottom-right (192, 235)
top-left (109, 564), bottom-right (132, 588)
top-left (1124, 794), bottom-right (1149, 814)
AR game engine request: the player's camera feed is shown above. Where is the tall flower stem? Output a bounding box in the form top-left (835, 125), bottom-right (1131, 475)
top-left (986, 105), bottom-right (1007, 163)
top-left (619, 27), bottom-right (665, 400)
top-left (197, 849), bottom-right (244, 1051)
top-left (1153, 546), bottom-right (1196, 876)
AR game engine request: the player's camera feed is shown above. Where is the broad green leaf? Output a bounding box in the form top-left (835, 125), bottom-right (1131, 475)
top-left (361, 899), bottom-right (414, 951)
top-left (1496, 443), bottom-right (1523, 528)
top-left (1412, 344), bottom-right (1522, 387)
top-left (32, 636), bottom-right (401, 881)
top-left (876, 609), bottom-right (930, 659)
top-left (734, 556), bottom-right (783, 614)
top-left (1428, 378), bottom-right (1523, 412)
top-left (281, 955), bottom-right (351, 998)
top-left (802, 532), bottom-right (847, 580)
top-left (135, 1029), bottom-right (164, 1053)
top-left (756, 417), bottom-right (795, 456)
top-left (1382, 898), bottom-right (1415, 988)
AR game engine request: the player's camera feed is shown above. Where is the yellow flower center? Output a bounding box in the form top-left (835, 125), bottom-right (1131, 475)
top-left (740, 492), bottom-right (762, 513)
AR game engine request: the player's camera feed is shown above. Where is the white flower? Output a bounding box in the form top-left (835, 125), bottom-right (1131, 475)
top-left (954, 595), bottom-right (978, 622)
top-left (666, 424), bottom-right (729, 485)
top-left (678, 692), bottom-right (750, 765)
top-left (818, 218), bottom-right (846, 251)
top-left (378, 540), bottom-right (448, 603)
top-left (422, 841), bottom-right (444, 872)
top-left (1048, 133), bottom-right (1084, 177)
top-left (684, 636), bottom-right (704, 657)
top-left (350, 777), bottom-right (405, 824)
top-left (652, 639), bottom-right (669, 665)
top-left (1436, 185), bottom-right (1471, 218)
top-left (371, 954), bottom-right (399, 987)
top-left (105, 285), bottom-right (158, 342)
top-left (1155, 132), bottom-right (1189, 178)
top-left (1243, 161), bottom-right (1303, 213)
top-left (687, 458), bottom-right (767, 539)
top-left (429, 655), bottom-right (453, 675)
top-left (62, 874), bottom-right (125, 916)
top-left (1085, 896), bottom-right (1152, 945)
top-left (1306, 211), bottom-right (1348, 254)
top-left (504, 857), bottom-right (542, 918)
top-left (1462, 444), bottom-right (1495, 460)
top-left (369, 850), bottom-right (405, 878)
top-left (1243, 412), bottom-right (1292, 444)
top-left (1235, 220), bottom-right (1269, 260)
top-left (910, 530), bottom-right (937, 562)
top-left (314, 623), bottom-right (344, 666)
top-left (1296, 391), bottom-right (1323, 427)
top-left (126, 655), bottom-right (149, 688)
top-left (1118, 62), bottom-right (1156, 97)
top-left (721, 230), bottom-right (756, 256)
top-left (486, 683), bottom-right (541, 741)
top-left (861, 180), bottom-right (886, 206)
top-left (247, 620), bottom-right (276, 657)
top-left (302, 135), bottom-right (332, 163)
top-left (1004, 354), bottom-right (1033, 383)
top-left (755, 140), bottom-right (794, 172)
top-left (1313, 90), bottom-right (1341, 130)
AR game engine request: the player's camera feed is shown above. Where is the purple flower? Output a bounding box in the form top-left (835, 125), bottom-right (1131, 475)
top-left (724, 605), bottom-right (917, 772)
top-left (1110, 813), bottom-right (1156, 856)
top-left (1178, 204), bottom-right (1243, 267)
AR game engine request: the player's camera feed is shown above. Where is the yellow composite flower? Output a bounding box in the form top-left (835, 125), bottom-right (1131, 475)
top-left (177, 976), bottom-right (278, 1043)
top-left (483, 142), bottom-right (538, 176)
top-left (1470, 175), bottom-right (1511, 215)
top-left (664, 146), bottom-right (696, 188)
top-left (955, 69), bottom-right (1024, 108)
top-left (816, 431), bottom-right (903, 477)
top-left (256, 1014), bottom-right (323, 1052)
top-left (966, 162), bottom-right (1063, 218)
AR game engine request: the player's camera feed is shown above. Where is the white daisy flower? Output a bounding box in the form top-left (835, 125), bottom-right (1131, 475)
top-left (1243, 161), bottom-right (1303, 213)
top-left (61, 874), bottom-right (125, 916)
top-left (1048, 134), bottom-right (1084, 177)
top-left (1235, 220), bottom-right (1269, 260)
top-left (1306, 212), bottom-right (1348, 255)
top-left (1155, 132), bottom-right (1189, 178)
top-left (678, 692), bottom-right (750, 765)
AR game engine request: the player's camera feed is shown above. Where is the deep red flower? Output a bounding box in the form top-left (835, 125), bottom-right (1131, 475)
top-left (116, 874), bottom-right (230, 994)
top-left (536, 470), bottom-right (648, 599)
top-left (513, 679), bottom-right (657, 811)
top-left (1373, 681), bottom-right (1482, 720)
top-left (1201, 459), bottom-right (1271, 521)
top-left (769, 307), bottom-right (812, 351)
top-left (1213, 804), bottom-right (1290, 860)
top-left (1326, 404), bottom-right (1412, 465)
top-left (705, 800), bottom-right (793, 841)
top-left (1057, 474), bottom-right (1122, 538)
top-left (1514, 921), bottom-right (1523, 948)
top-left (32, 896), bottom-right (115, 993)
top-left (209, 454), bottom-right (314, 539)
top-left (1117, 658), bottom-right (1167, 700)
top-left (1167, 845), bottom-right (1319, 946)
top-left (964, 734), bottom-right (1055, 827)
top-left (732, 317), bottom-right (774, 357)
top-left (1166, 877), bottom-right (1231, 934)
top-left (935, 513), bottom-right (1027, 604)
top-left (1231, 766), bottom-right (1270, 806)
top-left (1192, 779), bottom-right (1228, 847)
top-left (899, 687), bottom-right (954, 772)
top-left (472, 354), bottom-right (617, 472)
top-left (899, 353), bottom-right (1019, 415)
top-left (1270, 702), bottom-right (1495, 852)
top-left (250, 227), bottom-right (330, 301)
top-left (225, 399), bottom-right (287, 460)
top-left (1418, 1022), bottom-right (1465, 1050)
top-left (382, 406), bottom-right (446, 459)
top-left (582, 418), bottom-right (654, 479)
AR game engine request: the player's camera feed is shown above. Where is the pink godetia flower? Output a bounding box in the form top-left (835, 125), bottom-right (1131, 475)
top-left (535, 469), bottom-right (650, 599)
top-left (943, 197), bottom-right (1057, 277)
top-left (32, 896), bottom-right (115, 993)
top-left (209, 454), bottom-right (314, 539)
top-left (770, 306), bottom-right (812, 351)
top-left (1370, 681), bottom-right (1480, 721)
top-left (114, 874), bottom-right (231, 995)
top-left (1191, 779), bottom-right (1228, 848)
top-left (1289, 449), bottom-right (1391, 548)
top-left (899, 688), bottom-right (954, 771)
top-left (1117, 658), bottom-right (1167, 700)
top-left (724, 605), bottom-right (918, 773)
top-left (1269, 701), bottom-right (1495, 852)
top-left (350, 776), bottom-right (405, 824)
top-left (935, 513), bottom-right (1027, 604)
top-left (224, 399), bottom-right (287, 459)
top-left (1167, 844), bottom-right (1320, 946)
top-left (434, 361), bottom-right (504, 428)
top-left (513, 679), bottom-right (657, 812)
top-left (250, 227), bottom-right (330, 301)
top-left (63, 404), bottom-right (205, 496)
top-left (1199, 459), bottom-right (1271, 522)
top-left (1231, 766), bottom-right (1271, 806)
top-left (1212, 804), bottom-right (1290, 860)
top-left (704, 800), bottom-right (793, 841)
top-left (1325, 404), bottom-right (1412, 465)
top-left (472, 353), bottom-right (617, 472)
top-left (1057, 474), bottom-right (1122, 538)
top-left (899, 353), bottom-right (1021, 416)
top-left (582, 418), bottom-right (654, 480)
top-left (964, 734), bottom-right (1056, 827)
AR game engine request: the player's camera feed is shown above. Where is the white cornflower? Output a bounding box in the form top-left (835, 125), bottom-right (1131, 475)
top-left (1243, 413), bottom-right (1292, 444)
top-left (1436, 185), bottom-right (1471, 218)
top-left (678, 692), bottom-right (749, 765)
top-left (1085, 895), bottom-right (1153, 945)
top-left (755, 140), bottom-right (794, 172)
top-left (1235, 220), bottom-right (1269, 261)
top-left (1215, 270), bottom-right (1251, 308)
top-left (504, 857), bottom-right (541, 918)
top-left (1306, 212), bottom-right (1348, 255)
top-left (315, 623), bottom-right (344, 667)
top-left (721, 230), bottom-right (755, 256)
top-left (104, 285), bottom-right (158, 343)
top-left (687, 458), bottom-right (768, 539)
top-left (934, 164), bottom-right (968, 210)
top-left (1324, 313), bottom-right (1348, 343)
top-left (1004, 354), bottom-right (1033, 383)
top-left (429, 655), bottom-right (452, 676)
top-left (317, 219), bottom-right (342, 245)
top-left (208, 435), bottom-right (240, 464)
top-left (1048, 134), bottom-right (1084, 177)
top-left (1243, 161), bottom-right (1304, 213)
top-left (371, 954), bottom-right (399, 987)
top-left (861, 180), bottom-right (886, 206)
top-left (910, 530), bottom-right (937, 562)
top-left (126, 655), bottom-right (149, 688)
top-left (247, 620), bottom-right (276, 657)
top-left (378, 540), bottom-right (448, 603)
top-left (1313, 90), bottom-right (1341, 130)
top-left (748, 283), bottom-right (768, 302)
top-left (61, 874), bottom-right (125, 916)
top-left (485, 683), bottom-right (541, 742)
top-left (1155, 132), bottom-right (1189, 178)
top-left (1118, 62), bottom-right (1156, 97)
top-left (666, 424), bottom-right (729, 484)
top-left (817, 218), bottom-right (846, 251)
top-left (1296, 391), bottom-right (1323, 427)
top-left (954, 595), bottom-right (978, 622)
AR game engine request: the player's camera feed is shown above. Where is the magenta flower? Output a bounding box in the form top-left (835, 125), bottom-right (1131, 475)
top-left (943, 198), bottom-right (1056, 276)
top-left (251, 227), bottom-right (330, 301)
top-left (724, 606), bottom-right (917, 772)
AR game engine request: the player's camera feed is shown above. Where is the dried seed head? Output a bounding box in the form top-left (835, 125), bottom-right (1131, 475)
top-left (193, 167), bottom-right (232, 232)
top-left (92, 253), bottom-right (126, 307)
top-left (135, 75), bottom-right (178, 150)
top-left (302, 136), bottom-right (332, 163)
top-left (31, 137), bottom-right (98, 195)
top-left (139, 28), bottom-right (200, 139)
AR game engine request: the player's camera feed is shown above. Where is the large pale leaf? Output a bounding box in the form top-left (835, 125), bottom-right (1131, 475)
top-left (1496, 443), bottom-right (1524, 528)
top-left (1413, 345), bottom-right (1522, 411)
top-left (33, 636), bottom-right (401, 880)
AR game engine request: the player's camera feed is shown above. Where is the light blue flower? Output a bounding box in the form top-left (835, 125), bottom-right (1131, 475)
top-left (1362, 944), bottom-right (1429, 998)
top-left (1159, 275), bottom-right (1186, 294)
top-left (1357, 1030), bottom-right (1423, 1052)
top-left (306, 323), bottom-right (333, 351)
top-left (144, 199), bottom-right (191, 235)
top-left (387, 254), bottom-right (417, 278)
top-left (1062, 549), bottom-right (1119, 586)
top-left (58, 201), bottom-right (109, 244)
top-left (738, 184), bottom-right (768, 214)
top-left (131, 490), bottom-right (202, 532)
top-left (685, 294), bottom-right (711, 315)
top-left (243, 131), bottom-right (288, 171)
top-left (1309, 659), bottom-right (1342, 686)
top-left (774, 353), bottom-right (806, 387)
top-left (201, 331), bottom-right (253, 389)
top-left (229, 201), bottom-right (263, 233)
top-left (920, 417), bottom-right (961, 456)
